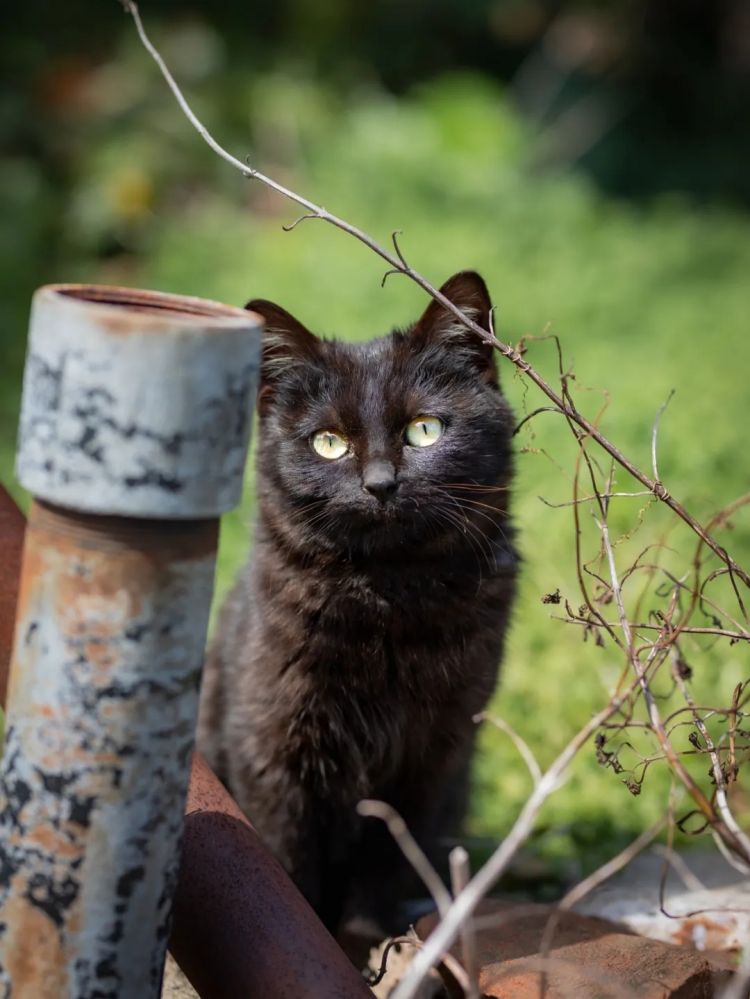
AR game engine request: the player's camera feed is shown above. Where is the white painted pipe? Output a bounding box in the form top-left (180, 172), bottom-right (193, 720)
top-left (0, 285), bottom-right (261, 998)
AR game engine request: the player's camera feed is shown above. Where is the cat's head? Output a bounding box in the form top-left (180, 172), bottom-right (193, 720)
top-left (247, 271), bottom-right (514, 556)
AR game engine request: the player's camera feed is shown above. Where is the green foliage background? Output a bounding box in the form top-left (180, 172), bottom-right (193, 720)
top-left (1, 6), bottom-right (749, 882)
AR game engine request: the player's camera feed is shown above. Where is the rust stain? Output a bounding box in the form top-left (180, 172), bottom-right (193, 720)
top-left (671, 913), bottom-right (735, 951)
top-left (6, 532), bottom-right (45, 713)
top-left (50, 284), bottom-right (253, 336)
top-left (31, 500), bottom-right (218, 559)
top-left (27, 824), bottom-right (80, 862)
top-left (2, 885), bottom-right (69, 997)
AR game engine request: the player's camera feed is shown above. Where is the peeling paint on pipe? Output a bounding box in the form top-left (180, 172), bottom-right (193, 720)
top-left (0, 488), bottom-right (371, 999)
top-left (170, 753), bottom-right (372, 999)
top-left (17, 284), bottom-right (260, 519)
top-left (0, 486), bottom-right (25, 706)
top-left (0, 286), bottom-right (260, 998)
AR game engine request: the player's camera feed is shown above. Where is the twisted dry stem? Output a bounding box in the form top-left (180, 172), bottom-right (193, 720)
top-left (356, 800), bottom-right (453, 918)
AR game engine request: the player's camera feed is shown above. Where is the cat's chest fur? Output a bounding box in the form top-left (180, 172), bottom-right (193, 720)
top-left (246, 538), bottom-right (514, 796)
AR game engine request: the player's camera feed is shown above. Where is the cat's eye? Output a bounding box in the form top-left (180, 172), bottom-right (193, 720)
top-left (405, 415), bottom-right (444, 448)
top-left (312, 429), bottom-right (349, 460)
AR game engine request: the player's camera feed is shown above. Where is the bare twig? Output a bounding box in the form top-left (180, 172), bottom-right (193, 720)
top-left (449, 848), bottom-right (479, 999)
top-left (356, 800), bottom-right (453, 917)
top-left (539, 490), bottom-right (655, 508)
top-left (475, 712), bottom-right (542, 786)
top-left (513, 406), bottom-right (567, 436)
top-left (651, 390), bottom-right (675, 484)
top-left (367, 931), bottom-right (470, 995)
top-left (671, 662), bottom-right (750, 871)
top-left (392, 692), bottom-right (634, 999)
top-left (119, 0), bottom-right (750, 590)
top-left (652, 844), bottom-right (707, 893)
top-left (597, 515), bottom-right (749, 863)
top-left (557, 618), bottom-right (750, 642)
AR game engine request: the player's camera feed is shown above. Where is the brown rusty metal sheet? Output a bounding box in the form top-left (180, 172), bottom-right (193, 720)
top-left (169, 752), bottom-right (372, 999)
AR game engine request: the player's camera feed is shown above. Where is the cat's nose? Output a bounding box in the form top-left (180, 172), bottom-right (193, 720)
top-left (362, 460), bottom-right (398, 502)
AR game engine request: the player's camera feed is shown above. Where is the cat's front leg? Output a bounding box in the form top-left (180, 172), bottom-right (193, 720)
top-left (345, 736), bottom-right (475, 933)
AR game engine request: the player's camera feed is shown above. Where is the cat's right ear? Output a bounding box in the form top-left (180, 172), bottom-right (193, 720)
top-left (245, 299), bottom-right (320, 413)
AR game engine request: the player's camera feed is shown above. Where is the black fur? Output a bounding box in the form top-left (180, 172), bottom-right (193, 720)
top-left (197, 271), bottom-right (518, 933)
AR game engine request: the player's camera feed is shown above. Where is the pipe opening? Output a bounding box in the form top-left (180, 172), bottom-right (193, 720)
top-left (52, 284), bottom-right (251, 324)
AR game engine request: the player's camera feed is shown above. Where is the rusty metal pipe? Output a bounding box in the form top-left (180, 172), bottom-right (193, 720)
top-left (0, 487), bottom-right (371, 998)
top-left (170, 753), bottom-right (372, 998)
top-left (0, 285), bottom-right (260, 997)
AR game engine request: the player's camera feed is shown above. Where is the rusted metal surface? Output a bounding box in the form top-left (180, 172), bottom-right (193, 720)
top-left (169, 752), bottom-right (372, 999)
top-left (0, 284), bottom-right (261, 997)
top-left (1, 487), bottom-right (369, 999)
top-left (0, 486), bottom-right (25, 706)
top-left (17, 284), bottom-right (260, 518)
top-left (0, 503), bottom-right (218, 997)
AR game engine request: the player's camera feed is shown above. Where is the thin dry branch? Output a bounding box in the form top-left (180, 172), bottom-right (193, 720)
top-left (120, 0), bottom-right (750, 590)
top-left (652, 844), bottom-right (705, 892)
top-left (449, 847), bottom-right (480, 999)
top-left (367, 931), bottom-right (471, 995)
top-left (597, 513), bottom-right (750, 864)
top-left (357, 800), bottom-right (453, 918)
top-left (391, 690), bottom-right (636, 999)
top-left (474, 711), bottom-right (542, 786)
top-left (651, 390), bottom-right (675, 484)
top-left (671, 662), bottom-right (750, 871)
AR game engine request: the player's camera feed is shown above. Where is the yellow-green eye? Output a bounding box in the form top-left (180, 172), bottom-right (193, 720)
top-left (405, 415), bottom-right (444, 447)
top-left (312, 429), bottom-right (349, 460)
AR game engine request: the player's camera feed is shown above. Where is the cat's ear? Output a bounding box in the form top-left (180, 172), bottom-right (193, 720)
top-left (411, 271), bottom-right (497, 384)
top-left (245, 299), bottom-right (320, 411)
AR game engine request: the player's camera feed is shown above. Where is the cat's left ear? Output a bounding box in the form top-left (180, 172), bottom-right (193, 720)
top-left (245, 298), bottom-right (321, 413)
top-left (411, 271), bottom-right (497, 385)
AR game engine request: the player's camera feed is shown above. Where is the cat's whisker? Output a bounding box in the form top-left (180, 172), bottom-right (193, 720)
top-left (450, 495), bottom-right (506, 516)
top-left (437, 486), bottom-right (508, 519)
top-left (290, 499), bottom-right (327, 524)
top-left (441, 482), bottom-right (510, 493)
top-left (429, 506), bottom-right (485, 575)
top-left (447, 498), bottom-right (505, 525)
top-left (435, 487), bottom-right (506, 532)
top-left (437, 492), bottom-right (506, 575)
top-left (433, 502), bottom-right (496, 576)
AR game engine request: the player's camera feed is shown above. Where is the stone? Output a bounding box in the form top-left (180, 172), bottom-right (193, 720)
top-left (161, 954), bottom-right (199, 999)
top-left (417, 899), bottom-right (734, 998)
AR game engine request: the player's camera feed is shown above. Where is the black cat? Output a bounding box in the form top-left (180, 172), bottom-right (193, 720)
top-left (197, 271), bottom-right (518, 934)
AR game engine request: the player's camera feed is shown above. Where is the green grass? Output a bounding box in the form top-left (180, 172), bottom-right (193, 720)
top-left (2, 66), bottom-right (749, 873)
